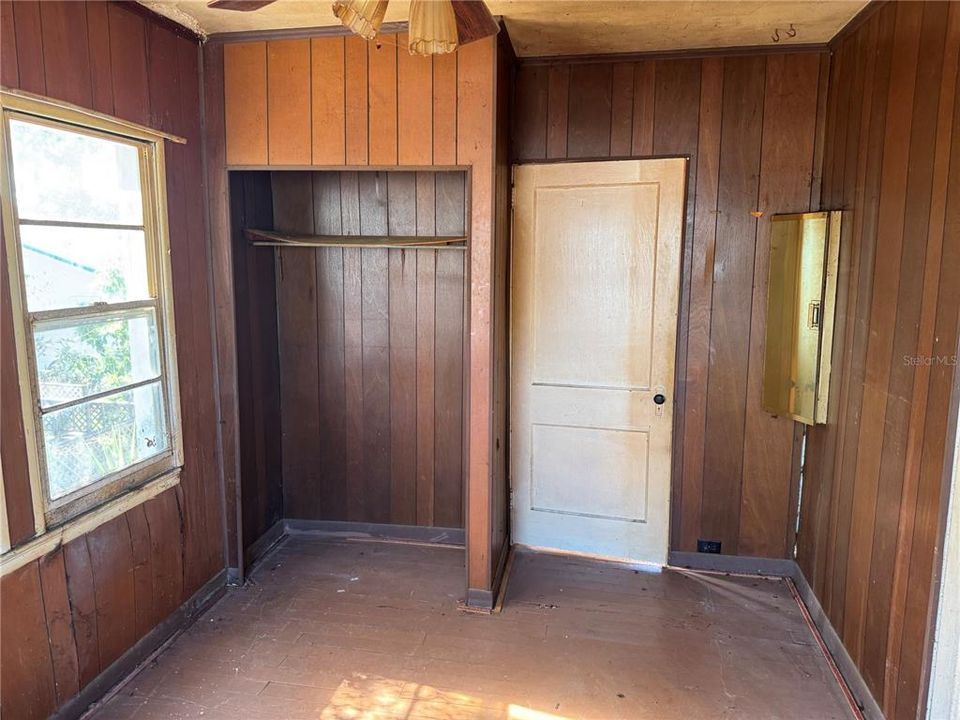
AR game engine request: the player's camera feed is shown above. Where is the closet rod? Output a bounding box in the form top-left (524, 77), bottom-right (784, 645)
top-left (246, 228), bottom-right (467, 249)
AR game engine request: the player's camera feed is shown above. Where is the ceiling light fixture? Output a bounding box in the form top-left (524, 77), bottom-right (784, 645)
top-left (332, 0), bottom-right (389, 40)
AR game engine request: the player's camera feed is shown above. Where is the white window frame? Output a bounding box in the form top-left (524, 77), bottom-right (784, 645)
top-left (0, 90), bottom-right (184, 550)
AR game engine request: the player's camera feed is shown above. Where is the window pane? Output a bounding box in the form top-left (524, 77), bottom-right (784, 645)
top-left (42, 382), bottom-right (168, 500)
top-left (9, 119), bottom-right (144, 225)
top-left (35, 310), bottom-right (161, 409)
top-left (20, 225), bottom-right (150, 311)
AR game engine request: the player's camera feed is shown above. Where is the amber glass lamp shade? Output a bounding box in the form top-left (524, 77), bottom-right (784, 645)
top-left (332, 0), bottom-right (389, 40)
top-left (408, 0), bottom-right (458, 56)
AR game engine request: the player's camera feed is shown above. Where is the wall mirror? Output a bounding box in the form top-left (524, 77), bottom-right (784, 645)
top-left (762, 211), bottom-right (841, 425)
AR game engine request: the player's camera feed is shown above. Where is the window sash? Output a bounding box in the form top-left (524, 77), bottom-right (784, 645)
top-left (1, 95), bottom-right (183, 533)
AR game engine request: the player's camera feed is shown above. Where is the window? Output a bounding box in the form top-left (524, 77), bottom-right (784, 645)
top-left (1, 93), bottom-right (182, 529)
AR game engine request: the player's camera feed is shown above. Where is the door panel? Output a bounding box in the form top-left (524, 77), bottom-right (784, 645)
top-left (511, 159), bottom-right (686, 565)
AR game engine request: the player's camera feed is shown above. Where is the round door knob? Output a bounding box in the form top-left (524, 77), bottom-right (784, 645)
top-left (653, 393), bottom-right (666, 405)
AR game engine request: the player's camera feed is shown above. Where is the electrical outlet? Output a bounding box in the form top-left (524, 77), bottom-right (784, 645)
top-left (697, 539), bottom-right (722, 554)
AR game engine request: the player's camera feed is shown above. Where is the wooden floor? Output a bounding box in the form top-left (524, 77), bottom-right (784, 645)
top-left (88, 536), bottom-right (852, 719)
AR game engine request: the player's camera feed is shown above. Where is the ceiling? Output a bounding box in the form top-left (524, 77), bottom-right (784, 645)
top-left (142, 0), bottom-right (868, 56)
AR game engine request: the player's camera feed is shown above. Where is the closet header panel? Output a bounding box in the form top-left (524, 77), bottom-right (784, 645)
top-left (222, 35), bottom-right (461, 167)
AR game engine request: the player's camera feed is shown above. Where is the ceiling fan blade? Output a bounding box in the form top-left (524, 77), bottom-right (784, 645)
top-left (207, 0), bottom-right (277, 11)
top-left (451, 0), bottom-right (499, 46)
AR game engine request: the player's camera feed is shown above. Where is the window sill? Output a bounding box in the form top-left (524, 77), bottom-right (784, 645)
top-left (0, 469), bottom-right (181, 577)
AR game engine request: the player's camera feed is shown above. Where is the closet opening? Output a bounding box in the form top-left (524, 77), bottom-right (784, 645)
top-left (228, 169), bottom-right (469, 571)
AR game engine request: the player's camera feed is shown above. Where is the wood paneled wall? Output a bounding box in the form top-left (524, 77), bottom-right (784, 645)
top-left (263, 170), bottom-right (467, 527)
top-left (797, 3), bottom-right (960, 718)
top-left (230, 173), bottom-right (283, 552)
top-left (0, 3), bottom-right (223, 719)
top-left (210, 33), bottom-right (509, 600)
top-left (512, 50), bottom-right (828, 558)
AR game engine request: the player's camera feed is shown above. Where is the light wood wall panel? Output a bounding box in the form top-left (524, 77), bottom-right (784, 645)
top-left (311, 36), bottom-right (346, 165)
top-left (222, 35), bottom-right (470, 169)
top-left (267, 39), bottom-right (311, 165)
top-left (0, 5), bottom-right (223, 718)
top-left (224, 41), bottom-right (267, 165)
top-left (798, 3), bottom-right (960, 718)
top-left (512, 50), bottom-right (827, 559)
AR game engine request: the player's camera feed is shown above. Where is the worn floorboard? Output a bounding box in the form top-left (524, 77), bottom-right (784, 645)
top-left (88, 538), bottom-right (852, 720)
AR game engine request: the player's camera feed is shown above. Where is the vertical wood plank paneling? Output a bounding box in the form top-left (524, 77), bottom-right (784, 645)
top-left (610, 63), bottom-right (635, 156)
top-left (700, 56), bottom-right (765, 554)
top-left (86, 515), bottom-right (136, 671)
top-left (274, 173), bottom-right (321, 518)
top-left (546, 64), bottom-right (569, 158)
top-left (38, 1), bottom-right (91, 108)
top-left (416, 173), bottom-right (438, 525)
top-left (459, 38), bottom-right (495, 585)
top-left (125, 505), bottom-right (155, 638)
top-left (433, 52), bottom-right (458, 165)
top-left (862, 2), bottom-right (948, 699)
top-left (147, 490), bottom-right (185, 621)
top-left (62, 538), bottom-right (99, 689)
top-left (268, 39), bottom-right (312, 165)
top-left (883, 5), bottom-right (960, 712)
top-left (342, 172), bottom-right (365, 520)
top-left (435, 172), bottom-right (467, 529)
top-left (314, 173), bottom-right (348, 520)
top-left (11, 0), bottom-right (45, 94)
top-left (398, 34), bottom-right (433, 165)
top-left (0, 0), bottom-right (19, 88)
top-left (512, 65), bottom-right (548, 160)
top-left (368, 41), bottom-right (398, 165)
top-left (567, 63), bottom-right (613, 158)
top-left (359, 173), bottom-right (392, 521)
top-left (795, 3), bottom-right (960, 718)
top-left (38, 549), bottom-right (80, 705)
top-left (311, 37), bottom-right (346, 165)
top-left (509, 50), bottom-right (833, 562)
top-left (739, 53), bottom-right (820, 557)
top-left (1, 9), bottom-right (220, 717)
top-left (676, 57), bottom-right (722, 552)
top-left (177, 37), bottom-right (224, 583)
top-left (224, 42), bottom-right (268, 165)
top-left (0, 562), bottom-right (56, 720)
top-left (388, 173), bottom-right (418, 524)
top-left (84, 0), bottom-right (114, 114)
top-left (843, 1), bottom-right (923, 664)
top-left (631, 60), bottom-right (656, 155)
top-left (106, 5), bottom-right (149, 126)
top-left (344, 36), bottom-right (369, 165)
top-left (270, 170), bottom-right (466, 529)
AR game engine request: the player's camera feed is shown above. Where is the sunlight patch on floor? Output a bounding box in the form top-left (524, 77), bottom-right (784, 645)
top-left (317, 674), bottom-right (573, 720)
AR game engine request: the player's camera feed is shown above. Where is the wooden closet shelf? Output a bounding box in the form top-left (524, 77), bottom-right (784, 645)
top-left (246, 229), bottom-right (467, 250)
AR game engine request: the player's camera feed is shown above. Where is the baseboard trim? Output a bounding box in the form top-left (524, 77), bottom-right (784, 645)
top-left (464, 535), bottom-right (512, 612)
top-left (669, 551), bottom-right (882, 719)
top-left (66, 569), bottom-right (227, 720)
top-left (667, 550), bottom-right (797, 577)
top-left (283, 519), bottom-right (465, 546)
top-left (791, 568), bottom-right (883, 720)
top-left (244, 519), bottom-right (286, 570)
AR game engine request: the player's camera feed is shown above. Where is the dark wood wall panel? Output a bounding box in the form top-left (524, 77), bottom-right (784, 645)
top-left (230, 173), bottom-right (282, 552)
top-left (797, 3), bottom-right (960, 718)
top-left (512, 50), bottom-right (827, 558)
top-left (0, 4), bottom-right (223, 718)
top-left (263, 171), bottom-right (467, 528)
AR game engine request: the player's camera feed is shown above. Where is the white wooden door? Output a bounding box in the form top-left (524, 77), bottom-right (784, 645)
top-left (510, 159), bottom-right (686, 565)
